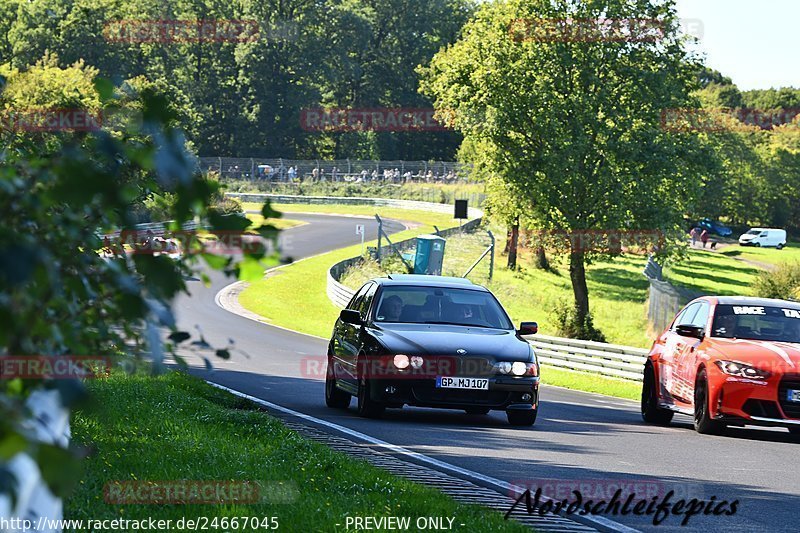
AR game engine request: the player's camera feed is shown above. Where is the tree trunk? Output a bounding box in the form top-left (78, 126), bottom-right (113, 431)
top-left (507, 217), bottom-right (519, 270)
top-left (535, 245), bottom-right (549, 270)
top-left (569, 249), bottom-right (590, 326)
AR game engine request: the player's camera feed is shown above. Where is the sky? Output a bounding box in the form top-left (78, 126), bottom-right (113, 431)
top-left (674, 0), bottom-right (799, 90)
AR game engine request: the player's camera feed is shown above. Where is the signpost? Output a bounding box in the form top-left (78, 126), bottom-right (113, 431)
top-left (356, 224), bottom-right (365, 256)
top-left (454, 199), bottom-right (468, 229)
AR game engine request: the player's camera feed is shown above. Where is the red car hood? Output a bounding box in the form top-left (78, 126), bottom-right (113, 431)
top-left (706, 338), bottom-right (800, 372)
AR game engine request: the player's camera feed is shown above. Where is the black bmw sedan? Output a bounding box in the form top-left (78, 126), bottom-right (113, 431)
top-left (325, 274), bottom-right (540, 426)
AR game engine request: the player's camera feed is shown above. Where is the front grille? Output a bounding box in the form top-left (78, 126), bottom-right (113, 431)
top-left (742, 399), bottom-right (783, 419)
top-left (455, 357), bottom-right (494, 376)
top-left (411, 386), bottom-right (511, 407)
top-left (778, 377), bottom-right (800, 418)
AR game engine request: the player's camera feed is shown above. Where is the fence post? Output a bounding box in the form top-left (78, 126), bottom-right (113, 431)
top-left (375, 214), bottom-right (382, 262)
top-left (488, 230), bottom-right (495, 280)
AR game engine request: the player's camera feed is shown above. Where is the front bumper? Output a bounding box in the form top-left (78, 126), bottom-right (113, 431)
top-left (368, 376), bottom-right (539, 411)
top-left (714, 373), bottom-right (800, 428)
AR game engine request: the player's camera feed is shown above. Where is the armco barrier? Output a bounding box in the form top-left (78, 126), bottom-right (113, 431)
top-left (524, 334), bottom-right (648, 381)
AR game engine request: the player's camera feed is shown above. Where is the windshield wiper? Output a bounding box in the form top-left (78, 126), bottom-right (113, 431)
top-left (422, 321), bottom-right (496, 329)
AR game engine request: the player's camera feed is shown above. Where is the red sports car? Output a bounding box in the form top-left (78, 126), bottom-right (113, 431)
top-left (642, 296), bottom-right (800, 434)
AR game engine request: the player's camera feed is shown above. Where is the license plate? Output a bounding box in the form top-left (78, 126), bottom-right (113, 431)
top-left (787, 390), bottom-right (800, 403)
top-left (435, 377), bottom-right (489, 390)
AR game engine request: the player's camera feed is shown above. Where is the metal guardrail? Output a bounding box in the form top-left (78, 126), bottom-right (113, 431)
top-left (525, 334), bottom-right (648, 381)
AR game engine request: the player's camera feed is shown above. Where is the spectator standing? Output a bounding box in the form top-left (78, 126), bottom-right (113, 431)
top-left (700, 229), bottom-right (710, 248)
top-left (689, 227), bottom-right (699, 247)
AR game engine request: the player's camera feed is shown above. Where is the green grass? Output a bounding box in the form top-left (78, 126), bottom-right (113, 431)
top-left (543, 367), bottom-right (641, 400)
top-left (664, 248), bottom-right (760, 294)
top-left (227, 180), bottom-right (487, 206)
top-left (67, 370), bottom-right (527, 531)
top-left (243, 202), bottom-right (458, 229)
top-left (719, 242), bottom-right (800, 267)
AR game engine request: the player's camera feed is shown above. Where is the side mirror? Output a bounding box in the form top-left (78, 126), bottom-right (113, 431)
top-left (340, 309), bottom-right (363, 325)
top-left (675, 324), bottom-right (704, 339)
top-left (518, 321), bottom-right (538, 336)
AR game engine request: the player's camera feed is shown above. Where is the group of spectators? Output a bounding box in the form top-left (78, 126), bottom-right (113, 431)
top-left (238, 165), bottom-right (464, 183)
top-left (689, 227), bottom-right (717, 249)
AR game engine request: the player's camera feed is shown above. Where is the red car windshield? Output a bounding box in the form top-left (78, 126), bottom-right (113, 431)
top-left (711, 305), bottom-right (800, 343)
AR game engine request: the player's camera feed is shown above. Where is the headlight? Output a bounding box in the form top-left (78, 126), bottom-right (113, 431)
top-left (393, 354), bottom-right (410, 370)
top-left (715, 360), bottom-right (771, 379)
top-left (410, 356), bottom-right (424, 369)
top-left (495, 361), bottom-right (537, 377)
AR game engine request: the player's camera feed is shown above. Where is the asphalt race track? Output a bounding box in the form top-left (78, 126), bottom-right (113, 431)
top-left (173, 213), bottom-right (800, 532)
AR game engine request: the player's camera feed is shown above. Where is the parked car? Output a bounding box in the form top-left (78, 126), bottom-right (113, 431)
top-left (738, 228), bottom-right (787, 249)
top-left (642, 296), bottom-right (800, 435)
top-left (325, 274), bottom-right (540, 426)
top-left (695, 218), bottom-right (733, 237)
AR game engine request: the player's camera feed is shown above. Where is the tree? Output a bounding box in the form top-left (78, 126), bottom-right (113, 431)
top-left (0, 66), bottom-right (281, 505)
top-left (421, 0), bottom-right (709, 338)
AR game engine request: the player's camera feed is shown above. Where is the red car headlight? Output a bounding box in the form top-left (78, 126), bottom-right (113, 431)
top-left (715, 360), bottom-right (771, 380)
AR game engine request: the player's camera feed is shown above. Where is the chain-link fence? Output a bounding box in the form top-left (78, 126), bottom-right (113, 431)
top-left (199, 157), bottom-right (472, 183)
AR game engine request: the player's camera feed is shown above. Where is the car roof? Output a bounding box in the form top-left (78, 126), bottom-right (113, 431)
top-left (704, 295), bottom-right (800, 309)
top-left (372, 274), bottom-right (488, 291)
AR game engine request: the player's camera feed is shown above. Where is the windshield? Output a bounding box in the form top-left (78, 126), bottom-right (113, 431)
top-left (374, 286), bottom-right (513, 329)
top-left (711, 305), bottom-right (800, 343)
top-left (745, 230), bottom-right (761, 235)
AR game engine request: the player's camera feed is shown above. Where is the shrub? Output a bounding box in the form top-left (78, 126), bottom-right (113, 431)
top-left (752, 262), bottom-right (800, 300)
top-left (552, 298), bottom-right (607, 342)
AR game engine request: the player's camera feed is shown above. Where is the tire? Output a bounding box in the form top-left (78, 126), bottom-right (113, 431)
top-left (755, 243), bottom-right (761, 247)
top-left (507, 408), bottom-right (537, 426)
top-left (356, 363), bottom-right (385, 418)
top-left (641, 363), bottom-right (674, 425)
top-left (465, 407), bottom-right (491, 415)
top-left (694, 369), bottom-right (724, 435)
top-left (325, 356), bottom-right (351, 409)
top-left (778, 243), bottom-right (785, 250)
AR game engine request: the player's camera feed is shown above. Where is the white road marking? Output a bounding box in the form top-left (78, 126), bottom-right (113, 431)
top-left (208, 381), bottom-right (640, 533)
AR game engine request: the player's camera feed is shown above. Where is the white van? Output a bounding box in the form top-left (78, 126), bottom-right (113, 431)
top-left (738, 228), bottom-right (787, 249)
